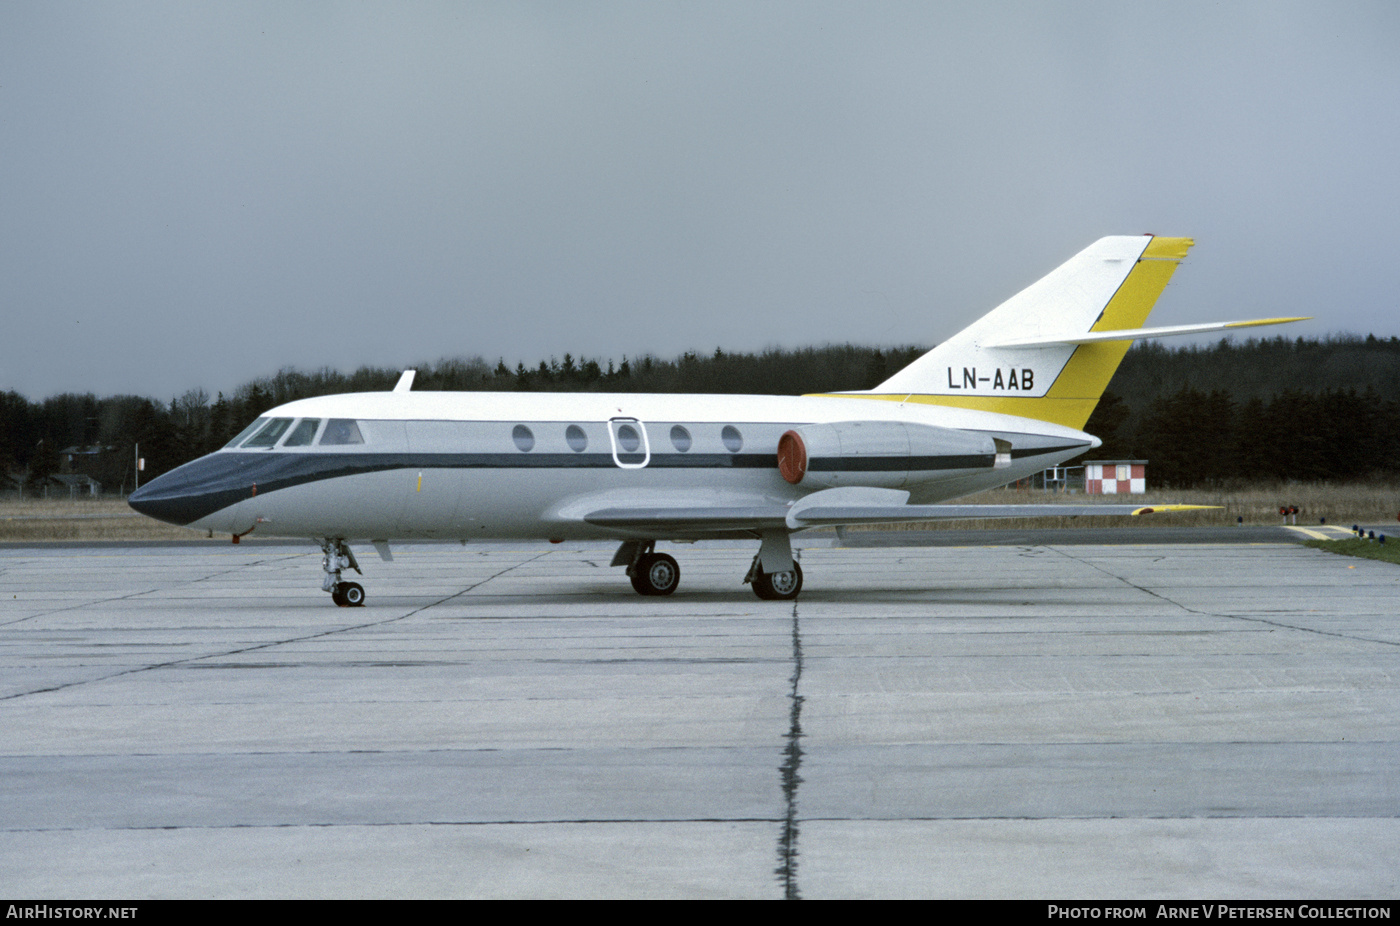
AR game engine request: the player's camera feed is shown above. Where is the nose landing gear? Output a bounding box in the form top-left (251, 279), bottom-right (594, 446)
top-left (321, 538), bottom-right (366, 607)
top-left (331, 581), bottom-right (365, 607)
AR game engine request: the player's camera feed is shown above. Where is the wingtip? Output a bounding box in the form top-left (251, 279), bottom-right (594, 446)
top-left (1131, 504), bottom-right (1222, 516)
top-left (1223, 317), bottom-right (1311, 329)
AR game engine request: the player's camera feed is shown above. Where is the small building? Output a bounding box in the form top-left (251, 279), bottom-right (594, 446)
top-left (1084, 460), bottom-right (1147, 495)
top-left (59, 445), bottom-right (109, 474)
top-left (50, 473), bottom-right (103, 498)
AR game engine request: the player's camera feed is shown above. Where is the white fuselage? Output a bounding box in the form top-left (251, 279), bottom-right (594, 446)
top-left (138, 390), bottom-right (1098, 542)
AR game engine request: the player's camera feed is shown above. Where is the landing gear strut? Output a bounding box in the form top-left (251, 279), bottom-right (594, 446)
top-left (320, 538), bottom-right (365, 607)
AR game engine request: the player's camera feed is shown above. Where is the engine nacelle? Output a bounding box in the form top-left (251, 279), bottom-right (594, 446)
top-left (777, 421), bottom-right (997, 489)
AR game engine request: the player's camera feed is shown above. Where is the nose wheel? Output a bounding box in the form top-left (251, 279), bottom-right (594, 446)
top-left (331, 581), bottom-right (365, 607)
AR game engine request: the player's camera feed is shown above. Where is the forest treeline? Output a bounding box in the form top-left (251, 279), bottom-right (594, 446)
top-left (4, 334), bottom-right (1399, 493)
top-left (1085, 334), bottom-right (1400, 486)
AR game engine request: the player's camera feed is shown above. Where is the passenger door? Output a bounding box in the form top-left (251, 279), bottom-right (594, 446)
top-left (607, 417), bottom-right (650, 468)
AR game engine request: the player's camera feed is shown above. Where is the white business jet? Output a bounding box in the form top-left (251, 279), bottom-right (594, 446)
top-left (129, 236), bottom-right (1302, 605)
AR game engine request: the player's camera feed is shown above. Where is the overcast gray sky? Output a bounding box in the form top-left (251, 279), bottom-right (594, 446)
top-left (3, 2), bottom-right (1397, 401)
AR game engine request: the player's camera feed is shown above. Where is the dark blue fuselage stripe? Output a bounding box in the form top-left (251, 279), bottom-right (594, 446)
top-left (808, 454), bottom-right (994, 472)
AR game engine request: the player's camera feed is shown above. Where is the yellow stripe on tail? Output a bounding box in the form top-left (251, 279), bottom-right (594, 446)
top-left (815, 237), bottom-right (1307, 430)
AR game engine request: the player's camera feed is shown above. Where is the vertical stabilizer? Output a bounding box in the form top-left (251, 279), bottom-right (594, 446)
top-left (853, 235), bottom-right (1193, 429)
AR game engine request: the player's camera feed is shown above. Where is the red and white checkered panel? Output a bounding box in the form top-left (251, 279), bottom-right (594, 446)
top-left (1086, 464), bottom-right (1145, 495)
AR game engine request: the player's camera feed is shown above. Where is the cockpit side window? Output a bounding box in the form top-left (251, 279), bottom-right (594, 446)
top-left (242, 417), bottom-right (294, 449)
top-left (282, 418), bottom-right (322, 447)
top-left (319, 419), bottom-right (365, 446)
top-left (223, 418), bottom-right (267, 450)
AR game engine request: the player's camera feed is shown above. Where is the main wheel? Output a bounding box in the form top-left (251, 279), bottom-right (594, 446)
top-left (630, 553), bottom-right (680, 596)
top-left (338, 582), bottom-right (366, 607)
top-left (753, 563), bottom-right (803, 600)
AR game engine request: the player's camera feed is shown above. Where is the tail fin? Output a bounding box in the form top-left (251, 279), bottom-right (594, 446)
top-left (841, 236), bottom-right (1301, 429)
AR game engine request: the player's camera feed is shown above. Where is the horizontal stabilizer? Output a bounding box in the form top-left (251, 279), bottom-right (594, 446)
top-left (985, 317), bottom-right (1309, 349)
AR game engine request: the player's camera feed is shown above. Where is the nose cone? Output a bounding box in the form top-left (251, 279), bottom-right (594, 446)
top-left (128, 453), bottom-right (253, 527)
top-left (128, 469), bottom-right (204, 526)
top-left (128, 476), bottom-right (192, 526)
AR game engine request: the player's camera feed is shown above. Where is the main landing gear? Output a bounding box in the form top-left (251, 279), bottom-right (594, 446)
top-left (613, 540), bottom-right (681, 596)
top-left (613, 533), bottom-right (803, 600)
top-left (320, 538), bottom-right (365, 607)
top-left (748, 560), bottom-right (804, 601)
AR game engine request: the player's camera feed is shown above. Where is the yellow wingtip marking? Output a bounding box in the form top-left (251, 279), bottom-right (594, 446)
top-left (1131, 504), bottom-right (1222, 516)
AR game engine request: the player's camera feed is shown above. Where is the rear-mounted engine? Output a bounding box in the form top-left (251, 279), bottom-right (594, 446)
top-left (777, 421), bottom-right (997, 489)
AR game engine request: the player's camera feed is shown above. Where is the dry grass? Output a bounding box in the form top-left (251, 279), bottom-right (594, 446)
top-left (3, 481), bottom-right (1398, 542)
top-left (0, 498), bottom-right (210, 542)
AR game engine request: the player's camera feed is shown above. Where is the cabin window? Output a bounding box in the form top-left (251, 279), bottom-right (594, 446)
top-left (512, 424), bottom-right (535, 452)
top-left (224, 418), bottom-right (267, 450)
top-left (320, 419), bottom-right (365, 446)
top-left (242, 418), bottom-right (293, 449)
top-left (669, 425), bottom-right (692, 452)
top-left (721, 425), bottom-right (743, 453)
top-left (283, 418), bottom-right (321, 447)
top-left (565, 425), bottom-right (588, 452)
top-left (616, 424), bottom-right (641, 453)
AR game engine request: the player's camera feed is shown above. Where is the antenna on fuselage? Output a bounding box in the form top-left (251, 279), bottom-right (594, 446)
top-left (393, 370), bottom-right (416, 393)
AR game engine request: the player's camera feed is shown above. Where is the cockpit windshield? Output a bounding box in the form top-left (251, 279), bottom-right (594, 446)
top-left (241, 417), bottom-right (294, 449)
top-left (221, 416), bottom-right (367, 450)
top-left (282, 418), bottom-right (321, 447)
top-left (223, 418), bottom-right (267, 450)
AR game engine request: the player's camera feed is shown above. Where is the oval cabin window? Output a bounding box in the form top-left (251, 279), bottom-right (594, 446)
top-left (616, 424), bottom-right (641, 453)
top-left (512, 425), bottom-right (535, 452)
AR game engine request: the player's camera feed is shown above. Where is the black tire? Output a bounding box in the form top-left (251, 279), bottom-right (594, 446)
top-left (340, 582), bottom-right (366, 607)
top-left (331, 587), bottom-right (347, 607)
top-left (630, 553), bottom-right (680, 596)
top-left (753, 563), bottom-right (803, 600)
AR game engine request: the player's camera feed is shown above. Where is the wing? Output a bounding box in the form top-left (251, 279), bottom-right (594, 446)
top-left (583, 506), bottom-right (789, 533)
top-left (784, 501), bottom-right (1216, 527)
top-left (583, 487), bottom-right (1215, 534)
